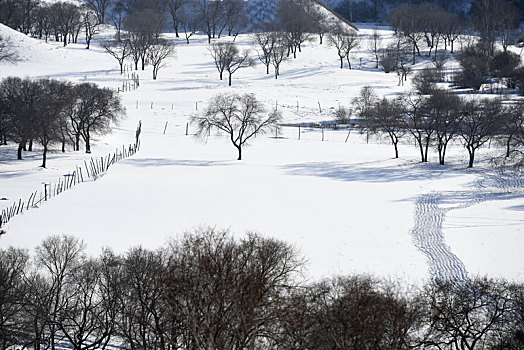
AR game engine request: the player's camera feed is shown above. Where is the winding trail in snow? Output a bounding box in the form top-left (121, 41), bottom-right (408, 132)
top-left (411, 171), bottom-right (524, 282)
top-left (411, 192), bottom-right (470, 282)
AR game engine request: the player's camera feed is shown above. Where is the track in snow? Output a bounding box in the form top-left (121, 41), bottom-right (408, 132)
top-left (411, 192), bottom-right (470, 282)
top-left (411, 173), bottom-right (524, 282)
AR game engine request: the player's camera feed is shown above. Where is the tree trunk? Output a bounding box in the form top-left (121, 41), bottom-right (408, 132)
top-left (28, 139), bottom-right (33, 151)
top-left (17, 142), bottom-right (24, 160)
top-left (85, 134), bottom-right (91, 153)
top-left (340, 56), bottom-right (344, 69)
top-left (440, 143), bottom-right (447, 165)
top-left (467, 147), bottom-right (475, 168)
top-left (506, 136), bottom-right (512, 157)
top-left (236, 145), bottom-right (242, 160)
top-left (416, 137), bottom-right (424, 162)
top-left (228, 73), bottom-right (232, 86)
top-left (75, 133), bottom-right (80, 151)
top-left (390, 134), bottom-right (399, 158)
top-left (394, 141), bottom-right (399, 158)
top-left (423, 137), bottom-right (430, 162)
top-left (41, 144), bottom-right (48, 168)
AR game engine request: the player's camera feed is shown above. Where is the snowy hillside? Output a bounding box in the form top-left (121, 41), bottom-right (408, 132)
top-left (0, 22), bottom-right (523, 285)
top-left (247, 0), bottom-right (357, 31)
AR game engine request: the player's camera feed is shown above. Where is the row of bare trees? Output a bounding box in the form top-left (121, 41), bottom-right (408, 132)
top-left (1, 230), bottom-right (523, 350)
top-left (353, 86), bottom-right (524, 167)
top-left (0, 77), bottom-right (124, 167)
top-left (0, 0), bottom-right (103, 48)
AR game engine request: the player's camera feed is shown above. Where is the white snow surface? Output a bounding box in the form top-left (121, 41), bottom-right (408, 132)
top-left (0, 23), bottom-right (523, 285)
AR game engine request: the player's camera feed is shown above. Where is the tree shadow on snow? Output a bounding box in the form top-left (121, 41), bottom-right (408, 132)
top-left (282, 161), bottom-right (460, 183)
top-left (123, 158), bottom-right (233, 168)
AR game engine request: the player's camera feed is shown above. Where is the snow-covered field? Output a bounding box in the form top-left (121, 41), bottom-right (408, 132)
top-left (0, 23), bottom-right (523, 285)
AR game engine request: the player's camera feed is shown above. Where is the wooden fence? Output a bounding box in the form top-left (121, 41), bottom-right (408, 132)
top-left (0, 142), bottom-right (140, 232)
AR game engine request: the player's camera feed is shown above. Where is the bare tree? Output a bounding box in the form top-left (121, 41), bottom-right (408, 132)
top-left (125, 9), bottom-right (167, 70)
top-left (85, 0), bottom-right (112, 23)
top-left (352, 85), bottom-right (377, 120)
top-left (116, 247), bottom-right (172, 350)
top-left (342, 30), bottom-right (359, 70)
top-left (472, 0), bottom-right (520, 56)
top-left (308, 275), bottom-right (422, 349)
top-left (0, 248), bottom-right (30, 349)
top-left (425, 89), bottom-right (463, 165)
top-left (109, 0), bottom-right (126, 41)
top-left (193, 0), bottom-right (224, 43)
top-left (0, 35), bottom-right (17, 66)
top-left (498, 102), bottom-right (524, 158)
top-left (166, 227), bottom-right (303, 349)
top-left (270, 32), bottom-right (289, 79)
top-left (253, 31), bottom-right (275, 75)
top-left (101, 37), bottom-right (131, 74)
top-left (81, 7), bottom-right (100, 49)
top-left (191, 93), bottom-right (281, 160)
top-left (0, 77), bottom-right (39, 160)
top-left (167, 0), bottom-right (188, 37)
top-left (209, 41), bottom-right (254, 86)
top-left (35, 235), bottom-right (86, 350)
top-left (222, 0), bottom-right (247, 37)
top-left (57, 258), bottom-right (116, 350)
top-left (276, 0), bottom-right (314, 59)
top-left (309, 7), bottom-right (330, 45)
top-left (328, 25), bottom-right (349, 69)
top-left (73, 83), bottom-right (125, 153)
top-left (328, 25), bottom-right (359, 69)
top-left (53, 2), bottom-right (82, 47)
top-left (368, 27), bottom-right (382, 69)
top-left (401, 93), bottom-right (436, 163)
top-left (459, 98), bottom-right (502, 167)
top-left (35, 79), bottom-right (69, 168)
top-left (389, 3), bottom-right (423, 64)
top-left (363, 97), bottom-right (406, 158)
top-left (423, 277), bottom-right (515, 349)
top-left (179, 2), bottom-right (198, 44)
top-left (148, 38), bottom-right (175, 80)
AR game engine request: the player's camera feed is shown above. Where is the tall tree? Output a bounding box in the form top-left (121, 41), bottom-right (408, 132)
top-left (459, 99), bottom-right (502, 167)
top-left (191, 93), bottom-right (281, 160)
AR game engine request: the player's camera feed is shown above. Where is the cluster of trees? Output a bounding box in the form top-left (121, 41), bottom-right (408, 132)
top-left (248, 0), bottom-right (359, 79)
top-left (354, 86), bottom-right (524, 167)
top-left (0, 0), bottom-right (104, 48)
top-left (102, 15), bottom-right (175, 80)
top-left (455, 45), bottom-right (524, 92)
top-left (382, 0), bottom-right (521, 89)
top-left (1, 230), bottom-right (523, 350)
top-left (0, 77), bottom-right (124, 167)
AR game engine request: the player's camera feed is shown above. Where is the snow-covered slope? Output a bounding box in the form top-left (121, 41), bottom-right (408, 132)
top-left (247, 0), bottom-right (357, 31)
top-left (0, 24), bottom-right (523, 285)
